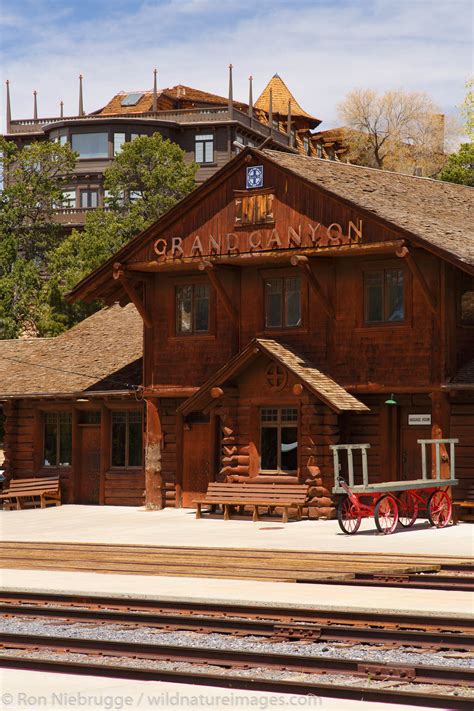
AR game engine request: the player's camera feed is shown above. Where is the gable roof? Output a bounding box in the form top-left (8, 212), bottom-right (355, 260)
top-left (255, 74), bottom-right (321, 126)
top-left (67, 146), bottom-right (474, 306)
top-left (262, 149), bottom-right (474, 272)
top-left (0, 304), bottom-right (143, 399)
top-left (179, 338), bottom-right (368, 415)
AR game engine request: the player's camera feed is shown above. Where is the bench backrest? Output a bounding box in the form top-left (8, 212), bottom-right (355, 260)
top-left (205, 482), bottom-right (308, 502)
top-left (4, 476), bottom-right (60, 494)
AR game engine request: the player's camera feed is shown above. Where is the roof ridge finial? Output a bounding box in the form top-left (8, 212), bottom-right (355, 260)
top-left (228, 64), bottom-right (233, 119)
top-left (78, 74), bottom-right (84, 116)
top-left (152, 68), bottom-right (158, 112)
top-left (33, 90), bottom-right (38, 120)
top-left (60, 100), bottom-right (64, 118)
top-left (5, 80), bottom-right (11, 131)
top-left (248, 75), bottom-right (253, 121)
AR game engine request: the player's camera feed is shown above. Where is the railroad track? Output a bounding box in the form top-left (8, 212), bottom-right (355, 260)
top-left (0, 632), bottom-right (472, 709)
top-left (1, 542), bottom-right (473, 589)
top-left (1, 595), bottom-right (473, 650)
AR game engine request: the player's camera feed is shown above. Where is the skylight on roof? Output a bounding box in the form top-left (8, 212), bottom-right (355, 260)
top-left (121, 93), bottom-right (144, 107)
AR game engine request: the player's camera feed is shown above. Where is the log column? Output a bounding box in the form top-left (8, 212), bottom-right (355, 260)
top-left (145, 397), bottom-right (163, 509)
top-left (430, 390), bottom-right (451, 481)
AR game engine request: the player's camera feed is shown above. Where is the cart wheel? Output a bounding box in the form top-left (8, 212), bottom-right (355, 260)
top-left (428, 490), bottom-right (452, 528)
top-left (337, 495), bottom-right (362, 535)
top-left (399, 491), bottom-right (418, 527)
top-left (374, 495), bottom-right (399, 534)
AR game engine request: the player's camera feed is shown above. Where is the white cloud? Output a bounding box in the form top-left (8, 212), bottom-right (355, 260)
top-left (1, 0), bottom-right (471, 131)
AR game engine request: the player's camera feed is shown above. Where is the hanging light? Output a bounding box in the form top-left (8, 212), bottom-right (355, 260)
top-left (385, 393), bottom-right (397, 406)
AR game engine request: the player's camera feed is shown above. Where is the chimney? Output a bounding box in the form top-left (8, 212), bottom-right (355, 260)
top-left (5, 80), bottom-right (11, 132)
top-left (228, 64), bottom-right (233, 119)
top-left (152, 68), bottom-right (158, 112)
top-left (60, 100), bottom-right (64, 118)
top-left (433, 113), bottom-right (445, 153)
top-left (78, 74), bottom-right (84, 116)
top-left (33, 90), bottom-right (38, 120)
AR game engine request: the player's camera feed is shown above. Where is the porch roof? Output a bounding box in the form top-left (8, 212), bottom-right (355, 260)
top-left (178, 338), bottom-right (369, 415)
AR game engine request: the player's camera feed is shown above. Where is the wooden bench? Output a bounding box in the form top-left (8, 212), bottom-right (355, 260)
top-left (194, 482), bottom-right (309, 523)
top-left (0, 476), bottom-right (61, 510)
top-left (453, 484), bottom-right (474, 524)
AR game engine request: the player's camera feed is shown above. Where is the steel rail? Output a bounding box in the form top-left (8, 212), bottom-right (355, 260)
top-left (2, 603), bottom-right (473, 650)
top-left (0, 653), bottom-right (472, 709)
top-left (1, 591), bottom-right (472, 634)
top-left (0, 632), bottom-right (473, 687)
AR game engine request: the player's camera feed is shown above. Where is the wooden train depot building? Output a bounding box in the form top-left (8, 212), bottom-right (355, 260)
top-left (2, 148), bottom-right (474, 517)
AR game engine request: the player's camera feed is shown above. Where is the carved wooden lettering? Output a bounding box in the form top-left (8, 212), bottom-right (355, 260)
top-left (154, 219), bottom-right (364, 260)
top-left (191, 235), bottom-right (204, 257)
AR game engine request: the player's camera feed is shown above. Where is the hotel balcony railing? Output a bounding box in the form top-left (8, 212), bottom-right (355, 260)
top-left (7, 106), bottom-right (292, 148)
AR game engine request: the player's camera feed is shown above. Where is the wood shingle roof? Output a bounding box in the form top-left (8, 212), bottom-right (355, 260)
top-left (179, 338), bottom-right (368, 415)
top-left (0, 304), bottom-right (142, 398)
top-left (255, 74), bottom-right (320, 126)
top-left (262, 149), bottom-right (474, 271)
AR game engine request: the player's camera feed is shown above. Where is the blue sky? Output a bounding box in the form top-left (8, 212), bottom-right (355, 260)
top-left (1, 0), bottom-right (472, 131)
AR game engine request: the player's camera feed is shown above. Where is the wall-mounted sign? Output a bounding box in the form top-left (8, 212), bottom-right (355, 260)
top-left (246, 165), bottom-right (264, 189)
top-left (153, 219), bottom-right (363, 260)
top-left (408, 414), bottom-right (431, 426)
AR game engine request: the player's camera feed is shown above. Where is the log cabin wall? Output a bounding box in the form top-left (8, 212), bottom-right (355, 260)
top-left (450, 396), bottom-right (474, 499)
top-left (1, 398), bottom-right (145, 507)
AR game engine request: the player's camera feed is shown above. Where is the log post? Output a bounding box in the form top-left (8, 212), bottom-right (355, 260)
top-left (430, 390), bottom-right (451, 482)
top-left (145, 397), bottom-right (163, 510)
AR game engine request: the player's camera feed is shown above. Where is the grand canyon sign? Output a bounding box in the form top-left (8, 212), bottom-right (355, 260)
top-left (153, 220), bottom-right (364, 261)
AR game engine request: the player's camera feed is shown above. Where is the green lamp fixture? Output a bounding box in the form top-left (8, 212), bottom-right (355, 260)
top-left (385, 393), bottom-right (397, 406)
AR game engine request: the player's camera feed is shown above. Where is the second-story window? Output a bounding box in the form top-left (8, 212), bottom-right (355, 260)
top-left (71, 132), bottom-right (108, 158)
top-left (80, 189), bottom-right (98, 208)
top-left (303, 136), bottom-right (310, 154)
top-left (364, 269), bottom-right (405, 324)
top-left (113, 132), bottom-right (126, 156)
top-left (176, 283), bottom-right (210, 334)
top-left (264, 276), bottom-right (301, 329)
top-left (195, 134), bottom-right (214, 164)
top-left (61, 190), bottom-right (76, 208)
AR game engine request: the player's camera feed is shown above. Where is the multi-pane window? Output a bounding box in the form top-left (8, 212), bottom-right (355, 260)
top-left (303, 136), bottom-right (310, 154)
top-left (71, 133), bottom-right (108, 158)
top-left (261, 407), bottom-right (298, 473)
top-left (111, 411), bottom-right (143, 468)
top-left (176, 283), bottom-right (210, 334)
top-left (61, 190), bottom-right (76, 208)
top-left (364, 269), bottom-right (405, 324)
top-left (459, 273), bottom-right (474, 325)
top-left (80, 189), bottom-right (99, 208)
top-left (195, 134), bottom-right (214, 164)
top-left (113, 132), bottom-right (126, 156)
top-left (264, 276), bottom-right (301, 329)
top-left (44, 412), bottom-right (72, 467)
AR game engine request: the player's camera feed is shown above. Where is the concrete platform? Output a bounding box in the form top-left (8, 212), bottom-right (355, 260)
top-left (1, 505), bottom-right (473, 556)
top-left (0, 668), bottom-right (440, 710)
top-left (2, 568), bottom-right (472, 617)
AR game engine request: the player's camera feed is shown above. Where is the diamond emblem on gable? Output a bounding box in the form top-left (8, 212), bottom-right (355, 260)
top-left (246, 165), bottom-right (264, 189)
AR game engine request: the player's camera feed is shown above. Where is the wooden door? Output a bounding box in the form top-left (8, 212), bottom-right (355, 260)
top-left (182, 422), bottom-right (213, 507)
top-left (400, 426), bottom-right (431, 481)
top-left (78, 425), bottom-right (101, 504)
